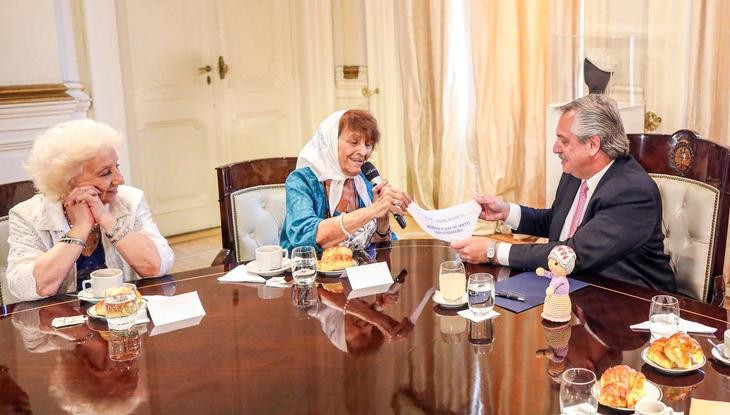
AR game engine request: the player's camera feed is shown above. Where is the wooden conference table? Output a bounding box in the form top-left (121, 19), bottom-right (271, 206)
top-left (1, 240), bottom-right (729, 414)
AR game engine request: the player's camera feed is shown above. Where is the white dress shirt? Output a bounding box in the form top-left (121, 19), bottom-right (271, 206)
top-left (6, 185), bottom-right (174, 301)
top-left (496, 161), bottom-right (614, 266)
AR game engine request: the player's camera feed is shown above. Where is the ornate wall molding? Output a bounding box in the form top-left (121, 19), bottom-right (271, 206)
top-left (0, 84), bottom-right (73, 105)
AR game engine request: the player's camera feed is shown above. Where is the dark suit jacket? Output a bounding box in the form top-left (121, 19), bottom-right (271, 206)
top-left (509, 156), bottom-right (676, 292)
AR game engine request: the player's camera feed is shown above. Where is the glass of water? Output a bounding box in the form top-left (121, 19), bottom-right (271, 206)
top-left (559, 368), bottom-right (598, 414)
top-left (649, 295), bottom-right (680, 341)
top-left (467, 273), bottom-right (495, 316)
top-left (104, 283), bottom-right (139, 331)
top-left (291, 246), bottom-right (317, 285)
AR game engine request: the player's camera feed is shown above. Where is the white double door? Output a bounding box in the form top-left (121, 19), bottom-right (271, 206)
top-left (118, 0), bottom-right (300, 236)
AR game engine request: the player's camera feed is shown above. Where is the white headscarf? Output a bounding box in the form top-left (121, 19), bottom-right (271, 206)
top-left (297, 110), bottom-right (372, 216)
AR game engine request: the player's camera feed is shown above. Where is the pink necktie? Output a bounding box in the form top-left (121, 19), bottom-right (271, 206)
top-left (567, 181), bottom-right (589, 238)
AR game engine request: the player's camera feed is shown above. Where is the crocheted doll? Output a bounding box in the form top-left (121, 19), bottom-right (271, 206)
top-left (536, 245), bottom-right (577, 322)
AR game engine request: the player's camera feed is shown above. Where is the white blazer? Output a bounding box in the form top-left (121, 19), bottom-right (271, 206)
top-left (6, 185), bottom-right (174, 301)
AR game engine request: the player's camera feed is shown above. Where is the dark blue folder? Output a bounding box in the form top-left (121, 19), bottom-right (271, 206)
top-left (495, 272), bottom-right (589, 313)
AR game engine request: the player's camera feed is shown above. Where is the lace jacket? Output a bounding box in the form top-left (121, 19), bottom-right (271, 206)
top-left (6, 185), bottom-right (174, 301)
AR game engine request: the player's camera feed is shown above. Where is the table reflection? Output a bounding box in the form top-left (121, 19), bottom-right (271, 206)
top-left (10, 301), bottom-right (149, 413)
top-left (0, 365), bottom-right (31, 415)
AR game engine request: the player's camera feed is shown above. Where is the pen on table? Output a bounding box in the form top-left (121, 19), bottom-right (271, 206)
top-left (496, 291), bottom-right (526, 302)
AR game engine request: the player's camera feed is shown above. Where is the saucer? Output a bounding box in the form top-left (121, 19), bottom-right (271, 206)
top-left (432, 290), bottom-right (468, 308)
top-left (641, 346), bottom-right (706, 375)
top-left (77, 288), bottom-right (103, 303)
top-left (245, 258), bottom-right (292, 277)
top-left (711, 344), bottom-right (730, 366)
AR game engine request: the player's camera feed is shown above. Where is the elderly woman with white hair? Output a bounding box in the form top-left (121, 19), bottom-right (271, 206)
top-left (6, 119), bottom-right (173, 301)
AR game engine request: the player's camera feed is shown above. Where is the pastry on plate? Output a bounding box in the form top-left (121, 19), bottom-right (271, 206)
top-left (647, 337), bottom-right (675, 369)
top-left (598, 365), bottom-right (646, 409)
top-left (663, 332), bottom-right (704, 369)
top-left (318, 246), bottom-right (356, 271)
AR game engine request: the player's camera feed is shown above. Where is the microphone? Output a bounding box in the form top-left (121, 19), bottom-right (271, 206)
top-left (361, 161), bottom-right (407, 229)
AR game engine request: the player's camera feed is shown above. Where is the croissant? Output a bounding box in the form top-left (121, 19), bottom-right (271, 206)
top-left (599, 365), bottom-right (645, 409)
top-left (647, 337), bottom-right (675, 368)
top-left (318, 246), bottom-right (356, 271)
top-left (663, 332), bottom-right (704, 369)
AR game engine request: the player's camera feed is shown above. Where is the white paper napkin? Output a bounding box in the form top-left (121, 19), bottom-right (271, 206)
top-left (457, 308), bottom-right (500, 322)
top-left (630, 317), bottom-right (717, 334)
top-left (265, 277), bottom-right (289, 288)
top-left (217, 265), bottom-right (266, 283)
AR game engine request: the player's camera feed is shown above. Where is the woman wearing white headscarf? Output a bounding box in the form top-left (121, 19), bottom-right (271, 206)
top-left (280, 110), bottom-right (411, 252)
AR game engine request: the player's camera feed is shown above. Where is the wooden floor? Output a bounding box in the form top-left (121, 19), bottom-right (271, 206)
top-left (167, 216), bottom-right (730, 310)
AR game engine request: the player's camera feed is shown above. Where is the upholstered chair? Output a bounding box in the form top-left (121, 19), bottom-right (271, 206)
top-left (215, 157), bottom-right (297, 264)
top-left (628, 130), bottom-right (729, 306)
top-left (0, 180), bottom-right (36, 305)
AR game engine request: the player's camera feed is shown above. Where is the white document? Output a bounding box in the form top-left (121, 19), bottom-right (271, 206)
top-left (407, 200), bottom-right (481, 242)
top-left (146, 291), bottom-right (206, 328)
top-left (346, 262), bottom-right (393, 299)
top-left (217, 265), bottom-right (266, 283)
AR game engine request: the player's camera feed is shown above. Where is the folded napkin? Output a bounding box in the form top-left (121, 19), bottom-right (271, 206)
top-left (630, 317), bottom-right (717, 334)
top-left (217, 265), bottom-right (266, 283)
top-left (457, 308), bottom-right (500, 322)
top-left (265, 277), bottom-right (289, 288)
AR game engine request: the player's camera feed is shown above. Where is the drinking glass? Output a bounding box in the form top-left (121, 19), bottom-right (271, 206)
top-left (291, 246), bottom-right (317, 285)
top-left (467, 273), bottom-right (495, 316)
top-left (108, 326), bottom-right (142, 361)
top-left (649, 295), bottom-right (680, 341)
top-left (104, 283), bottom-right (139, 330)
top-left (439, 261), bottom-right (466, 302)
top-left (559, 368), bottom-right (598, 415)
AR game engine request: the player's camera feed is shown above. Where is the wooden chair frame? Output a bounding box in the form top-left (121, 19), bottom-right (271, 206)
top-left (214, 157), bottom-right (297, 265)
top-left (628, 130), bottom-right (729, 306)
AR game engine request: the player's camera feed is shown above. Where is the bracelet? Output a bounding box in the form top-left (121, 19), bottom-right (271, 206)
top-left (104, 215), bottom-right (128, 239)
top-left (338, 213), bottom-right (351, 237)
top-left (110, 226), bottom-right (131, 245)
top-left (375, 226), bottom-right (391, 238)
top-left (60, 236), bottom-right (86, 247)
top-left (343, 299), bottom-right (351, 315)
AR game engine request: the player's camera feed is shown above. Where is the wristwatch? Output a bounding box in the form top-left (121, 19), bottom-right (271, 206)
top-left (486, 240), bottom-right (496, 264)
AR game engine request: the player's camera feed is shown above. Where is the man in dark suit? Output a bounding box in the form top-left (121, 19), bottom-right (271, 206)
top-left (452, 94), bottom-right (676, 292)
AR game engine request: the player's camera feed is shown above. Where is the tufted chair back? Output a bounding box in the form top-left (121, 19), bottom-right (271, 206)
top-left (0, 180), bottom-right (36, 305)
top-left (628, 130), bottom-right (729, 305)
top-left (216, 158), bottom-right (297, 264)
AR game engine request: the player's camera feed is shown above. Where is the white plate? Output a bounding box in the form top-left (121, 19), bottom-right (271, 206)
top-left (245, 258), bottom-right (293, 277)
top-left (711, 344), bottom-right (730, 366)
top-left (641, 346), bottom-right (706, 375)
top-left (317, 260), bottom-right (358, 277)
top-left (77, 288), bottom-right (103, 303)
top-left (591, 380), bottom-right (662, 412)
top-left (87, 300), bottom-right (147, 320)
top-left (432, 290), bottom-right (468, 308)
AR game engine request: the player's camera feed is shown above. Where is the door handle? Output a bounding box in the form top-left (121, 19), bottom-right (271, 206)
top-left (197, 65), bottom-right (212, 75)
top-left (362, 87), bottom-right (380, 97)
top-left (218, 56), bottom-right (229, 79)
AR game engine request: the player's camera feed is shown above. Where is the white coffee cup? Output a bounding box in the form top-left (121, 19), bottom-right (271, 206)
top-left (82, 268), bottom-right (124, 298)
top-left (634, 400), bottom-right (674, 415)
top-left (724, 329), bottom-right (730, 359)
top-left (255, 245), bottom-right (288, 270)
